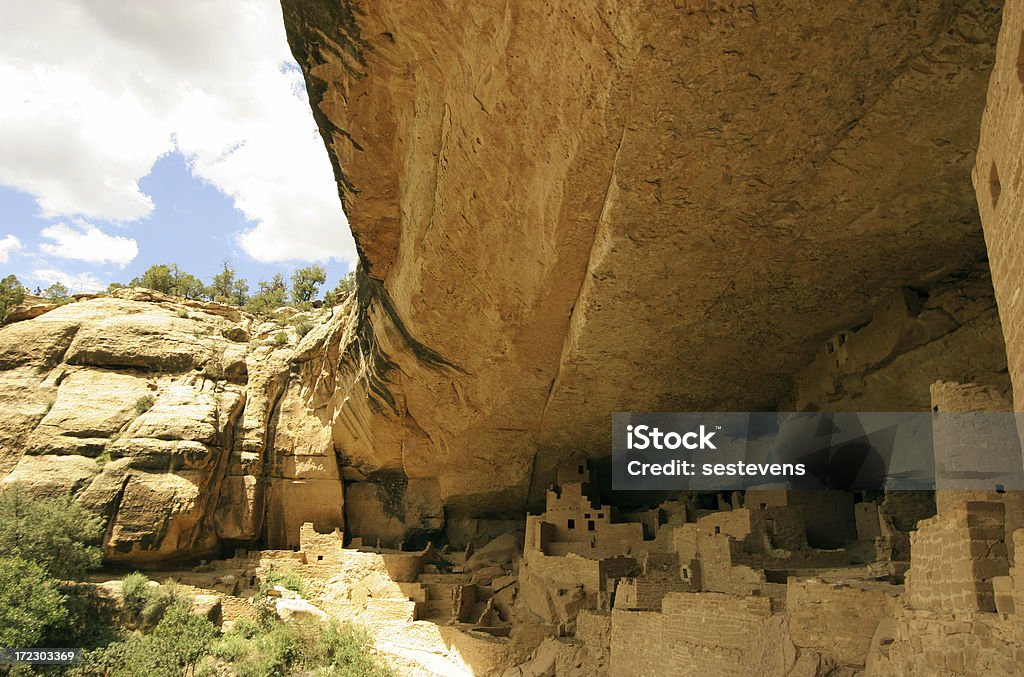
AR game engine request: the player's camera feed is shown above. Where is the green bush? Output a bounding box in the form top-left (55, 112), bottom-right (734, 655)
top-left (263, 570), bottom-right (305, 597)
top-left (0, 484), bottom-right (104, 579)
top-left (293, 320), bottom-right (313, 339)
top-left (52, 582), bottom-right (122, 649)
top-left (271, 331), bottom-right (288, 347)
top-left (135, 394), bottom-right (156, 415)
top-left (177, 309), bottom-right (191, 319)
top-left (141, 580), bottom-right (190, 629)
top-left (317, 621), bottom-right (393, 677)
top-left (82, 604), bottom-right (216, 677)
top-left (122, 572), bottom-right (151, 621)
top-left (208, 619), bottom-right (393, 677)
top-left (0, 556), bottom-right (67, 649)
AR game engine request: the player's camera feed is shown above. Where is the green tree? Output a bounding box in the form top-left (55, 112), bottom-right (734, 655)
top-left (84, 603), bottom-right (214, 677)
top-left (231, 277), bottom-right (250, 306)
top-left (0, 557), bottom-right (67, 649)
top-left (131, 264), bottom-right (174, 294)
top-left (44, 282), bottom-right (71, 302)
top-left (246, 273), bottom-right (288, 316)
top-left (323, 271), bottom-right (357, 306)
top-left (0, 273), bottom-right (25, 323)
top-left (0, 484), bottom-right (105, 579)
top-left (207, 260), bottom-right (233, 303)
top-left (290, 264), bottom-right (327, 305)
top-left (169, 265), bottom-right (206, 300)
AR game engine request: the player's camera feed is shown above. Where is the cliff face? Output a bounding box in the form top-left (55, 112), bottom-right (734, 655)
top-left (281, 0), bottom-right (1004, 521)
top-left (0, 2), bottom-right (1009, 561)
top-left (0, 290), bottom-right (349, 563)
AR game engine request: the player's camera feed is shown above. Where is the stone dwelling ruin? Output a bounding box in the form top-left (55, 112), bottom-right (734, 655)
top-left (4, 0), bottom-right (1024, 673)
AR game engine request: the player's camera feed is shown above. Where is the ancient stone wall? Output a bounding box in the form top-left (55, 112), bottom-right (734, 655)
top-left (905, 501), bottom-right (1009, 613)
top-left (793, 271), bottom-right (1010, 412)
top-left (786, 579), bottom-right (894, 668)
top-left (975, 0), bottom-right (1024, 410)
top-left (609, 592), bottom-right (773, 676)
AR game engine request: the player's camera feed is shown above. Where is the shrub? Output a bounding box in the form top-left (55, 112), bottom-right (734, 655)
top-left (0, 484), bottom-right (104, 579)
top-left (317, 620), bottom-right (393, 677)
top-left (271, 331), bottom-right (288, 347)
top-left (0, 556), bottom-right (67, 649)
top-left (50, 582), bottom-right (122, 649)
top-left (82, 604), bottom-right (216, 677)
top-left (208, 618), bottom-right (393, 677)
top-left (135, 394), bottom-right (156, 415)
top-left (177, 309), bottom-right (190, 319)
top-left (141, 580), bottom-right (190, 629)
top-left (122, 572), bottom-right (151, 621)
top-left (293, 320), bottom-right (313, 339)
top-left (95, 449), bottom-right (113, 469)
top-left (263, 570), bottom-right (305, 597)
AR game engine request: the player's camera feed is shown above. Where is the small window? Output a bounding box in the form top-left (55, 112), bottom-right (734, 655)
top-left (714, 526), bottom-right (721, 535)
top-left (588, 520), bottom-right (596, 531)
top-left (568, 519), bottom-right (575, 529)
top-left (759, 503), bottom-right (767, 509)
top-left (578, 464), bottom-right (584, 473)
top-left (996, 484), bottom-right (1006, 494)
top-left (317, 555), bottom-right (324, 561)
top-left (682, 569), bottom-right (689, 580)
top-left (585, 513), bottom-right (591, 519)
top-left (598, 513), bottom-right (604, 519)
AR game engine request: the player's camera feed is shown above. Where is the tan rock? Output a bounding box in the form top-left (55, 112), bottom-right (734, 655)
top-left (275, 598), bottom-right (328, 622)
top-left (0, 292), bottom-right (342, 565)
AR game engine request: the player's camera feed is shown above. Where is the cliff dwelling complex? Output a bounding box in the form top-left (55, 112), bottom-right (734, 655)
top-left (3, 0), bottom-right (1024, 675)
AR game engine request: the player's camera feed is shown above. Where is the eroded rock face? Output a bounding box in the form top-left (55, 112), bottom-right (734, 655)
top-left (0, 290), bottom-right (349, 564)
top-left (281, 0), bottom-right (1005, 522)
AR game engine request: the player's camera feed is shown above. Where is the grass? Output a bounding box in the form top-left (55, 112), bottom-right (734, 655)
top-left (134, 394), bottom-right (155, 415)
top-left (262, 570), bottom-right (305, 597)
top-left (209, 618), bottom-right (394, 677)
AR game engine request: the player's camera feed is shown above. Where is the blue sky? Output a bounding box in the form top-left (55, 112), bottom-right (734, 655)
top-left (0, 152), bottom-right (350, 294)
top-left (0, 1), bottom-right (356, 296)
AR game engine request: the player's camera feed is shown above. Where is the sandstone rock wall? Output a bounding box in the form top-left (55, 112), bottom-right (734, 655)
top-left (0, 290), bottom-right (350, 564)
top-left (282, 0), bottom-right (1005, 524)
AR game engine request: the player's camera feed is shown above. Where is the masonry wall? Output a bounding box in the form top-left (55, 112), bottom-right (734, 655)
top-left (905, 501), bottom-right (1009, 613)
top-left (786, 578), bottom-right (894, 668)
top-left (610, 592), bottom-right (773, 676)
top-left (975, 0), bottom-right (1024, 409)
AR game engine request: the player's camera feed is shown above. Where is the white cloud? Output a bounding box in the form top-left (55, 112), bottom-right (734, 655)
top-left (31, 267), bottom-right (104, 293)
top-left (40, 221), bottom-right (138, 267)
top-left (0, 234), bottom-right (21, 263)
top-left (0, 1), bottom-right (354, 264)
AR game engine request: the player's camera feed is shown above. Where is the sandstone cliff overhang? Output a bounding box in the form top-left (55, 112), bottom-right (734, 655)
top-left (282, 0), bottom-right (1002, 516)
